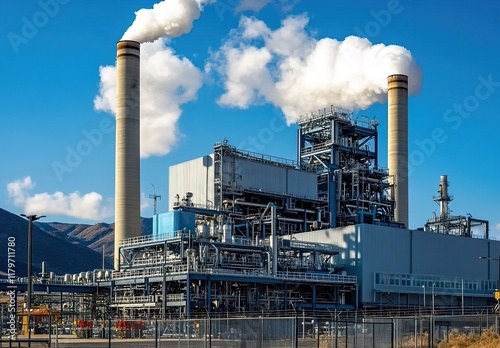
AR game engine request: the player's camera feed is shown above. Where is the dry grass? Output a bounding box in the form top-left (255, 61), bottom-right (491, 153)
top-left (438, 329), bottom-right (500, 348)
top-left (316, 329), bottom-right (500, 348)
top-left (399, 332), bottom-right (429, 348)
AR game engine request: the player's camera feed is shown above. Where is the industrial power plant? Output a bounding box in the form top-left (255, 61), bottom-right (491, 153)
top-left (102, 40), bottom-right (498, 319)
top-left (1, 38), bottom-right (499, 344)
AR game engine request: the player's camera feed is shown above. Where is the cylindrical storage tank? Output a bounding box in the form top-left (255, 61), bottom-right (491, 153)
top-left (114, 40), bottom-right (141, 269)
top-left (209, 220), bottom-right (217, 237)
top-left (222, 224), bottom-right (232, 244)
top-left (79, 272), bottom-right (85, 282)
top-left (185, 249), bottom-right (197, 271)
top-left (49, 272), bottom-right (55, 280)
top-left (105, 270), bottom-right (111, 279)
top-left (85, 271), bottom-right (92, 281)
top-left (197, 223), bottom-right (209, 238)
top-left (387, 74), bottom-right (409, 228)
top-left (201, 245), bottom-right (208, 264)
top-left (41, 261), bottom-right (46, 277)
top-left (97, 271), bottom-right (104, 280)
top-left (64, 274), bottom-right (71, 282)
top-left (72, 274), bottom-right (79, 282)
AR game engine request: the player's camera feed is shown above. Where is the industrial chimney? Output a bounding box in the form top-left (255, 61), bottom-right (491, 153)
top-left (387, 74), bottom-right (409, 228)
top-left (434, 175), bottom-right (452, 219)
top-left (114, 40), bottom-right (141, 269)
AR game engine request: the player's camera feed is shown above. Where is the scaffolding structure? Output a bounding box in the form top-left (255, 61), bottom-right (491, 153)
top-left (424, 175), bottom-right (489, 237)
top-left (297, 106), bottom-right (399, 227)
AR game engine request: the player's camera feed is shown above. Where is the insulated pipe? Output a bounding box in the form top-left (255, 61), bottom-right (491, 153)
top-left (210, 243), bottom-right (220, 265)
top-left (114, 40), bottom-right (141, 269)
top-left (271, 204), bottom-right (278, 276)
top-left (387, 74), bottom-right (409, 228)
top-left (261, 203), bottom-right (278, 275)
top-left (224, 199), bottom-right (317, 214)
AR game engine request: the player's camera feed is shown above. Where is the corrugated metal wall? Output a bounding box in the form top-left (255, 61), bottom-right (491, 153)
top-left (291, 225), bottom-right (500, 303)
top-left (222, 157), bottom-right (317, 198)
top-left (168, 154), bottom-right (214, 210)
top-left (170, 154), bottom-right (318, 209)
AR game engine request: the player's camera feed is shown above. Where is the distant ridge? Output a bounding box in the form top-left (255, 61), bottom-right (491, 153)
top-left (38, 218), bottom-right (152, 261)
top-left (0, 208), bottom-right (115, 276)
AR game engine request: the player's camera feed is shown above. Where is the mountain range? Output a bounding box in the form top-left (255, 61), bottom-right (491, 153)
top-left (0, 208), bottom-right (152, 277)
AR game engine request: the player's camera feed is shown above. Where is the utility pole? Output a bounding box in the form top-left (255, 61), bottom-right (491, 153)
top-left (20, 214), bottom-right (45, 346)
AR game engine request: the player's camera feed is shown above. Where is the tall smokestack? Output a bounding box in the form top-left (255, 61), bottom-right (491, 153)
top-left (115, 40), bottom-right (141, 269)
top-left (436, 175), bottom-right (452, 219)
top-left (387, 74), bottom-right (409, 228)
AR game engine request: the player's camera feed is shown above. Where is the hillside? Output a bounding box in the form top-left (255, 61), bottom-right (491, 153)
top-left (38, 218), bottom-right (152, 260)
top-left (0, 208), bottom-right (114, 276)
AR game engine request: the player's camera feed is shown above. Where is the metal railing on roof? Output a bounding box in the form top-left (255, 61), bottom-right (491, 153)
top-left (108, 264), bottom-right (356, 284)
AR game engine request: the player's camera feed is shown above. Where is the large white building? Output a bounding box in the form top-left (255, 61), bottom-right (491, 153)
top-left (292, 224), bottom-right (499, 309)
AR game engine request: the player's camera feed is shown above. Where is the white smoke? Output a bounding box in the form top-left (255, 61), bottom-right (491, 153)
top-left (208, 14), bottom-right (422, 124)
top-left (7, 177), bottom-right (114, 221)
top-left (94, 38), bottom-right (203, 158)
top-left (122, 0), bottom-right (216, 43)
top-left (95, 0), bottom-right (210, 157)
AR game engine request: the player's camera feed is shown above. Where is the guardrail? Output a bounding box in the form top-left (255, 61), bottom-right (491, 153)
top-left (108, 265), bottom-right (356, 284)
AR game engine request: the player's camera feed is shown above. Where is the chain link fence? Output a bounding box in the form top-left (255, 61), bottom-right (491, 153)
top-left (2, 314), bottom-right (500, 347)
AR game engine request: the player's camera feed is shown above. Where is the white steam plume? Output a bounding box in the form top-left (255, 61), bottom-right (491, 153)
top-left (207, 14), bottom-right (422, 124)
top-left (7, 176), bottom-right (113, 221)
top-left (94, 38), bottom-right (203, 158)
top-left (122, 0), bottom-right (216, 43)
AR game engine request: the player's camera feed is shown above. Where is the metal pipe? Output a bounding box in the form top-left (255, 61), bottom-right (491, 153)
top-left (224, 199), bottom-right (317, 214)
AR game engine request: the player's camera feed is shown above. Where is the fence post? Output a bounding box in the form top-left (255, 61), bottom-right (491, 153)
top-left (391, 319), bottom-right (395, 348)
top-left (345, 320), bottom-right (348, 348)
top-left (414, 317), bottom-right (417, 348)
top-left (427, 315), bottom-right (434, 347)
top-left (334, 313), bottom-right (338, 348)
top-left (496, 315), bottom-right (498, 335)
top-left (480, 315), bottom-right (483, 336)
top-left (294, 315), bottom-right (298, 348)
top-left (257, 315), bottom-right (264, 348)
top-left (108, 317), bottom-right (112, 348)
top-left (155, 319), bottom-right (158, 348)
top-left (316, 319), bottom-right (320, 348)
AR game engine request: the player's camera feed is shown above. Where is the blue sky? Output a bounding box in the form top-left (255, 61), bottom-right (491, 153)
top-left (1, 0), bottom-right (499, 235)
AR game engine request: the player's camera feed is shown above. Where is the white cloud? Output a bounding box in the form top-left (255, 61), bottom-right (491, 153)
top-left (235, 0), bottom-right (299, 13)
top-left (208, 14), bottom-right (422, 124)
top-left (7, 176), bottom-right (34, 206)
top-left (278, 0), bottom-right (299, 12)
top-left (94, 38), bottom-right (203, 158)
top-left (236, 0), bottom-right (271, 13)
top-left (496, 223), bottom-right (500, 230)
top-left (7, 176), bottom-right (113, 221)
top-left (141, 192), bottom-right (151, 212)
